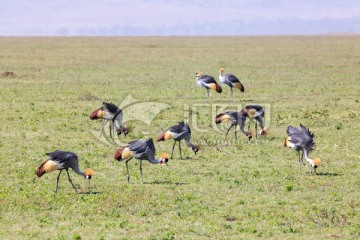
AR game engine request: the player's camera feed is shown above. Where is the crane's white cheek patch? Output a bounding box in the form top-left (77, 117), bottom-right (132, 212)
top-left (288, 142), bottom-right (296, 149)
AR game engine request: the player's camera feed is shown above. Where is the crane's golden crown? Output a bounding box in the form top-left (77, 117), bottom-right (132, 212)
top-left (313, 158), bottom-right (321, 166)
top-left (84, 168), bottom-right (95, 176)
top-left (219, 67), bottom-right (225, 73)
top-left (248, 130), bottom-right (255, 137)
top-left (261, 129), bottom-right (268, 136)
top-left (160, 152), bottom-right (170, 160)
top-left (194, 144), bottom-right (202, 151)
top-left (196, 71), bottom-right (203, 77)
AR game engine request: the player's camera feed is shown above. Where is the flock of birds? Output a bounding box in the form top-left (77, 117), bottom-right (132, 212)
top-left (36, 68), bottom-right (321, 193)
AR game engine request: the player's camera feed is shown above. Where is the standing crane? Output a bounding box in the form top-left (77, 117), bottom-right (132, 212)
top-left (36, 150), bottom-right (94, 194)
top-left (218, 68), bottom-right (245, 96)
top-left (89, 102), bottom-right (128, 138)
top-left (196, 71), bottom-right (222, 99)
top-left (284, 124), bottom-right (321, 174)
top-left (156, 121), bottom-right (198, 159)
top-left (114, 138), bottom-right (169, 184)
top-left (215, 105), bottom-right (267, 141)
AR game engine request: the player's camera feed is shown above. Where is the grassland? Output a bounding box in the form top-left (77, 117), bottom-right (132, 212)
top-left (0, 36), bottom-right (359, 239)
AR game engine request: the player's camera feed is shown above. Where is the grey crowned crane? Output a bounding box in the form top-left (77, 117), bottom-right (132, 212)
top-left (215, 111), bottom-right (242, 141)
top-left (114, 138), bottom-right (169, 184)
top-left (89, 102), bottom-right (128, 138)
top-left (196, 71), bottom-right (222, 99)
top-left (156, 121), bottom-right (198, 159)
top-left (36, 150), bottom-right (94, 194)
top-left (219, 68), bottom-right (245, 96)
top-left (215, 105), bottom-right (267, 141)
top-left (284, 124), bottom-right (321, 174)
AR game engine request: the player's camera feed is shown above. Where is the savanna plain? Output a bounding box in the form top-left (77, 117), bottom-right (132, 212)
top-left (0, 36), bottom-right (359, 239)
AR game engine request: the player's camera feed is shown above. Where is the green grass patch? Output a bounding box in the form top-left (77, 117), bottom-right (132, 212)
top-left (0, 36), bottom-right (359, 239)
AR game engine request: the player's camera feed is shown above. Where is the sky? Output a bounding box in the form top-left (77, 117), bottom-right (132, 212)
top-left (1, 0), bottom-right (359, 36)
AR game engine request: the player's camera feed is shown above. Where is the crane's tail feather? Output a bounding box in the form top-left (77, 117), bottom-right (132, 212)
top-left (214, 113), bottom-right (225, 124)
top-left (239, 82), bottom-right (245, 92)
top-left (114, 146), bottom-right (126, 161)
top-left (216, 84), bottom-right (222, 93)
top-left (156, 131), bottom-right (166, 142)
top-left (36, 160), bottom-right (48, 177)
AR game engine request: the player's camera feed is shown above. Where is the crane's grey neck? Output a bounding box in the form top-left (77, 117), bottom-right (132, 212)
top-left (114, 114), bottom-right (123, 128)
top-left (303, 150), bottom-right (314, 165)
top-left (72, 165), bottom-right (85, 176)
top-left (186, 141), bottom-right (196, 149)
top-left (148, 154), bottom-right (161, 164)
top-left (186, 141), bottom-right (197, 153)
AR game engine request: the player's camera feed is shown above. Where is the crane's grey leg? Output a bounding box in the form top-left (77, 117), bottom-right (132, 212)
top-left (125, 159), bottom-right (132, 183)
top-left (298, 151), bottom-right (302, 174)
top-left (100, 119), bottom-right (107, 137)
top-left (178, 141), bottom-right (183, 159)
top-left (226, 124), bottom-right (235, 140)
top-left (109, 121), bottom-right (113, 139)
top-left (171, 141), bottom-right (176, 159)
top-left (139, 160), bottom-right (143, 184)
top-left (255, 121), bottom-right (258, 138)
top-left (55, 170), bottom-right (62, 193)
top-left (248, 120), bottom-right (251, 132)
top-left (206, 88), bottom-right (210, 100)
top-left (234, 124), bottom-right (237, 140)
top-left (224, 124), bottom-right (234, 141)
top-left (66, 169), bottom-right (79, 194)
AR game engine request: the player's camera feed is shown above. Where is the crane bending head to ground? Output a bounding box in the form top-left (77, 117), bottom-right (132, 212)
top-left (284, 124), bottom-right (321, 174)
top-left (89, 102), bottom-right (129, 138)
top-left (156, 121), bottom-right (199, 159)
top-left (215, 105), bottom-right (267, 141)
top-left (36, 150), bottom-right (94, 194)
top-left (114, 138), bottom-right (169, 184)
